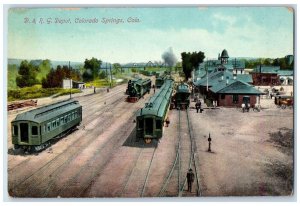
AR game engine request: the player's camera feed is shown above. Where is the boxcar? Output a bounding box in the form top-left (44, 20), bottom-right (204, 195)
top-left (136, 79), bottom-right (174, 143)
top-left (171, 83), bottom-right (191, 110)
top-left (11, 99), bottom-right (82, 152)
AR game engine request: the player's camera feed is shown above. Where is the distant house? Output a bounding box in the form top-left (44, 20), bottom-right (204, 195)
top-left (62, 79), bottom-right (85, 89)
top-left (62, 79), bottom-right (72, 89)
top-left (72, 81), bottom-right (85, 89)
top-left (250, 65), bottom-right (281, 86)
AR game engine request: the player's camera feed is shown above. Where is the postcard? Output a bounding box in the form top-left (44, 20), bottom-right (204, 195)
top-left (6, 6), bottom-right (294, 199)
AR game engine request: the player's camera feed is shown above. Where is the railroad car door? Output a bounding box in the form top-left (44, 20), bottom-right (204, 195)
top-left (145, 118), bottom-right (153, 135)
top-left (20, 123), bottom-right (29, 143)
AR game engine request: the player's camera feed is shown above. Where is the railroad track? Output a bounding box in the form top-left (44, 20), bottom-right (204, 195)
top-left (8, 89), bottom-right (125, 170)
top-left (119, 143), bottom-right (157, 197)
top-left (158, 109), bottom-right (201, 197)
top-left (9, 91), bottom-right (132, 196)
top-left (44, 96), bottom-right (148, 197)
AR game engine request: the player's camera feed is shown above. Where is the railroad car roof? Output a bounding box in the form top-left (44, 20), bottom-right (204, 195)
top-left (12, 99), bottom-right (81, 124)
top-left (135, 78), bottom-right (151, 85)
top-left (137, 79), bottom-right (173, 118)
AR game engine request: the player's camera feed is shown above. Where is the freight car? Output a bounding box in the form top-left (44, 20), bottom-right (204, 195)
top-left (136, 79), bottom-right (174, 143)
top-left (171, 82), bottom-right (191, 110)
top-left (11, 99), bottom-right (82, 152)
top-left (126, 78), bottom-right (152, 102)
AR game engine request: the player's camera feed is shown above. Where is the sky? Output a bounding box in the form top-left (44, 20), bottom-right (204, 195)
top-left (7, 6), bottom-right (294, 64)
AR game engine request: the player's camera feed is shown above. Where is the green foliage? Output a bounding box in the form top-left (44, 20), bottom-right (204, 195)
top-left (99, 71), bottom-right (107, 79)
top-left (16, 60), bottom-right (40, 88)
top-left (36, 59), bottom-right (51, 80)
top-left (245, 57), bottom-right (294, 70)
top-left (181, 51), bottom-right (205, 80)
top-left (8, 85), bottom-right (81, 102)
top-left (83, 57), bottom-right (102, 81)
top-left (85, 79), bottom-right (115, 88)
top-left (42, 65), bottom-right (81, 88)
top-left (8, 64), bottom-right (18, 89)
top-left (112, 63), bottom-right (122, 74)
top-left (131, 68), bottom-right (138, 73)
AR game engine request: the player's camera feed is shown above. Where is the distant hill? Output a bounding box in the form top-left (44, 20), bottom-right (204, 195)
top-left (8, 58), bottom-right (84, 69)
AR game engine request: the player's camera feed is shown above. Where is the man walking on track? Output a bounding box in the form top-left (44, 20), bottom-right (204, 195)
top-left (187, 168), bottom-right (195, 192)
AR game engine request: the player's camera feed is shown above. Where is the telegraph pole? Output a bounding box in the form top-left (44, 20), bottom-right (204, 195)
top-left (206, 59), bottom-right (208, 92)
top-left (69, 61), bottom-right (72, 99)
top-left (110, 63), bottom-right (112, 88)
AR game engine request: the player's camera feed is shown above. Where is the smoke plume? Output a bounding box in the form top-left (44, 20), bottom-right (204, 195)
top-left (162, 47), bottom-right (177, 67)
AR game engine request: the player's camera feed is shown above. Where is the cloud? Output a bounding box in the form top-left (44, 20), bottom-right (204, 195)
top-left (212, 13), bottom-right (237, 25)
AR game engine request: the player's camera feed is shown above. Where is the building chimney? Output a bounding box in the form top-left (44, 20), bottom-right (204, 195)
top-left (233, 74), bottom-right (237, 80)
top-left (226, 76), bottom-right (229, 85)
top-left (221, 75), bottom-right (224, 80)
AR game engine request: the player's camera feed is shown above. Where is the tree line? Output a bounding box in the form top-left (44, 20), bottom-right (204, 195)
top-left (244, 57), bottom-right (294, 70)
top-left (15, 57), bottom-right (109, 88)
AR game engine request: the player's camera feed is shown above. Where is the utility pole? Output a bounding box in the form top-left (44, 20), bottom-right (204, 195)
top-left (110, 63), bottom-right (112, 88)
top-left (69, 61), bottom-right (72, 99)
top-left (206, 59), bottom-right (208, 92)
top-left (106, 62), bottom-right (108, 76)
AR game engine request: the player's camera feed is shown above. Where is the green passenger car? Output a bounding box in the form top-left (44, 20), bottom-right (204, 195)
top-left (11, 99), bottom-right (82, 152)
top-left (136, 79), bottom-right (174, 143)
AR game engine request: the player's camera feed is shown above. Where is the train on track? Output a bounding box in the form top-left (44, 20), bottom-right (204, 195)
top-left (155, 73), bottom-right (174, 88)
top-left (11, 99), bottom-right (82, 152)
top-left (136, 79), bottom-right (174, 143)
top-left (171, 82), bottom-right (191, 110)
top-left (126, 78), bottom-right (152, 102)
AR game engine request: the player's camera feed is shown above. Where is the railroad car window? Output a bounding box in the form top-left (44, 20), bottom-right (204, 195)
top-left (52, 120), bottom-right (56, 128)
top-left (32, 126), bottom-right (38, 135)
top-left (60, 117), bottom-right (64, 124)
top-left (221, 94), bottom-right (225, 99)
top-left (138, 119), bottom-right (144, 129)
top-left (13, 125), bottom-right (18, 135)
top-left (64, 116), bottom-right (67, 123)
top-left (56, 118), bottom-right (60, 126)
top-left (47, 123), bottom-right (51, 131)
top-left (156, 120), bottom-right (162, 130)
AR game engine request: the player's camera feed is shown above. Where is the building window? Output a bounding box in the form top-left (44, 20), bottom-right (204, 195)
top-left (221, 94), bottom-right (225, 99)
top-left (13, 125), bottom-right (18, 136)
top-left (156, 120), bottom-right (162, 130)
top-left (233, 95), bottom-right (239, 104)
top-left (32, 126), bottom-right (38, 135)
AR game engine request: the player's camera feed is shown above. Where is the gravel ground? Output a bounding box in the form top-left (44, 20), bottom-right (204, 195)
top-left (190, 94), bottom-right (294, 196)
